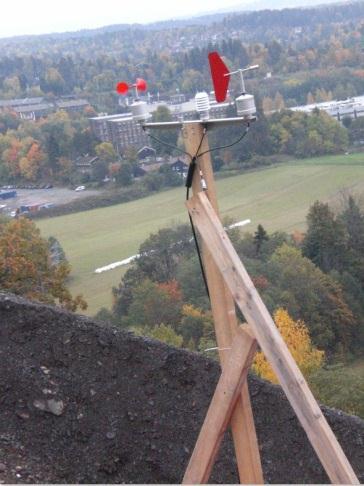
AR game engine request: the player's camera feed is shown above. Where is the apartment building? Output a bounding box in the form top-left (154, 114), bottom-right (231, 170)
top-left (89, 113), bottom-right (149, 155)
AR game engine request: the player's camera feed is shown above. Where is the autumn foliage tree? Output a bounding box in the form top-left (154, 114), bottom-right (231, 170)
top-left (253, 308), bottom-right (324, 383)
top-left (178, 304), bottom-right (214, 350)
top-left (120, 278), bottom-right (182, 329)
top-left (135, 323), bottom-right (183, 348)
top-left (0, 217), bottom-right (87, 311)
top-left (19, 141), bottom-right (47, 181)
top-left (265, 244), bottom-right (355, 354)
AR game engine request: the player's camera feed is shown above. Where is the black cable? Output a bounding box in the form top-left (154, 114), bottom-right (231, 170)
top-left (144, 123), bottom-right (250, 303)
top-left (197, 124), bottom-right (250, 158)
top-left (143, 127), bottom-right (193, 161)
top-left (187, 195), bottom-right (211, 301)
top-left (184, 126), bottom-right (251, 301)
top-left (144, 124), bottom-right (211, 299)
top-left (184, 128), bottom-right (210, 300)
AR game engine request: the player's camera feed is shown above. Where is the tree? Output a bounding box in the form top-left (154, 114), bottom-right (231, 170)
top-left (57, 156), bottom-right (73, 183)
top-left (0, 110), bottom-right (20, 134)
top-left (273, 92), bottom-right (285, 111)
top-left (340, 196), bottom-right (364, 259)
top-left (112, 226), bottom-right (194, 321)
top-left (136, 323), bottom-right (183, 348)
top-left (121, 279), bottom-right (182, 329)
top-left (266, 244), bottom-right (355, 354)
top-left (254, 224), bottom-right (269, 254)
top-left (143, 172), bottom-right (164, 192)
top-left (2, 76), bottom-right (22, 98)
top-left (178, 304), bottom-right (213, 349)
top-left (95, 142), bottom-right (117, 163)
top-left (269, 110), bottom-right (348, 157)
top-left (19, 142), bottom-right (46, 181)
top-left (40, 111), bottom-right (74, 175)
top-left (136, 224), bottom-right (193, 283)
top-left (117, 163), bottom-right (133, 186)
top-left (348, 116), bottom-right (364, 143)
top-left (0, 218), bottom-right (86, 311)
top-left (71, 129), bottom-right (96, 157)
top-left (41, 68), bottom-right (65, 95)
top-left (150, 106), bottom-right (178, 155)
top-left (48, 236), bottom-right (67, 266)
top-left (176, 255), bottom-right (210, 310)
top-left (253, 308), bottom-right (324, 383)
top-left (2, 137), bottom-right (21, 178)
top-left (267, 40), bottom-right (283, 66)
top-left (303, 201), bottom-right (347, 273)
top-left (92, 159), bottom-right (109, 182)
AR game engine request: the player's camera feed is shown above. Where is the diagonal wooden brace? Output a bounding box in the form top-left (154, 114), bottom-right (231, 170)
top-left (186, 192), bottom-right (359, 485)
top-left (183, 326), bottom-right (257, 485)
top-left (184, 122), bottom-right (263, 484)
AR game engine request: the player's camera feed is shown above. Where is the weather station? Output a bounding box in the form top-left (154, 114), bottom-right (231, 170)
top-left (114, 53), bottom-right (359, 485)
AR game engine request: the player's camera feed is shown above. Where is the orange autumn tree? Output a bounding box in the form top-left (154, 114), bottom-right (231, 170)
top-left (0, 217), bottom-right (87, 312)
top-left (19, 142), bottom-right (47, 181)
top-left (252, 308), bottom-right (324, 384)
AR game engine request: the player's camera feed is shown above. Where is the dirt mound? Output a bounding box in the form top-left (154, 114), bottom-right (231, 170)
top-left (0, 293), bottom-right (363, 484)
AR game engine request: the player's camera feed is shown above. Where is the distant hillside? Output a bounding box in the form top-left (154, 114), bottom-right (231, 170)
top-left (0, 0), bottom-right (363, 44)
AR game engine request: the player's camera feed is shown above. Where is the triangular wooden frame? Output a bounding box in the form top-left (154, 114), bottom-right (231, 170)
top-left (183, 122), bottom-right (263, 483)
top-left (183, 191), bottom-right (359, 485)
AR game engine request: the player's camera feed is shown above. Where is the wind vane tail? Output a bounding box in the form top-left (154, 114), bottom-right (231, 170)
top-left (208, 52), bottom-right (230, 103)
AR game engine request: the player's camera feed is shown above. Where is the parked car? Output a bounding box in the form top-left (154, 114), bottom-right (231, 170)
top-left (75, 185), bottom-right (86, 192)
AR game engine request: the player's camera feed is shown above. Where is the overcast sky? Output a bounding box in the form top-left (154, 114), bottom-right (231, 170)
top-left (0, 0), bottom-right (250, 38)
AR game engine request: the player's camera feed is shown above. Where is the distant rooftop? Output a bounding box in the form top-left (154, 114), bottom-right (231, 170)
top-left (291, 95), bottom-right (364, 117)
top-left (13, 103), bottom-right (53, 113)
top-left (55, 99), bottom-right (90, 108)
top-left (89, 113), bottom-right (132, 121)
top-left (0, 97), bottom-right (44, 108)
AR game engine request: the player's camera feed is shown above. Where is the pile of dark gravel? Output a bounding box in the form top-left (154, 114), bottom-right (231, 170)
top-left (0, 293), bottom-right (363, 484)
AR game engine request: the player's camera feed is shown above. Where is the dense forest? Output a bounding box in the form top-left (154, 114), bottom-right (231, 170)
top-left (0, 2), bottom-right (363, 110)
top-left (0, 106), bottom-right (354, 187)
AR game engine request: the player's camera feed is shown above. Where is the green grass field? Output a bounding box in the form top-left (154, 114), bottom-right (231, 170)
top-left (37, 152), bottom-right (364, 315)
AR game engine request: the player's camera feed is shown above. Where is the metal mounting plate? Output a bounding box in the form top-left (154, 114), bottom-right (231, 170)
top-left (142, 116), bottom-right (255, 130)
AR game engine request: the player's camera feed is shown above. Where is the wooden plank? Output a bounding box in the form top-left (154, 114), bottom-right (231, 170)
top-left (183, 326), bottom-right (257, 485)
top-left (183, 123), bottom-right (263, 484)
top-left (186, 192), bottom-right (360, 485)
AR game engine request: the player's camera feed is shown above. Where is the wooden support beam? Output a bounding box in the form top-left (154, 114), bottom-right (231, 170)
top-left (183, 123), bottom-right (263, 484)
top-left (186, 192), bottom-right (359, 485)
top-left (183, 326), bottom-right (257, 485)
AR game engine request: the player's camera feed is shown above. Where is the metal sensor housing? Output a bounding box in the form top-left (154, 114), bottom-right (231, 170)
top-left (235, 93), bottom-right (256, 118)
top-left (195, 91), bottom-right (210, 120)
top-left (130, 100), bottom-right (152, 122)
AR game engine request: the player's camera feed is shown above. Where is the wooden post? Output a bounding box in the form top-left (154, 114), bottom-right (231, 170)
top-left (186, 192), bottom-right (359, 485)
top-left (183, 122), bottom-right (263, 484)
top-left (183, 326), bottom-right (257, 484)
